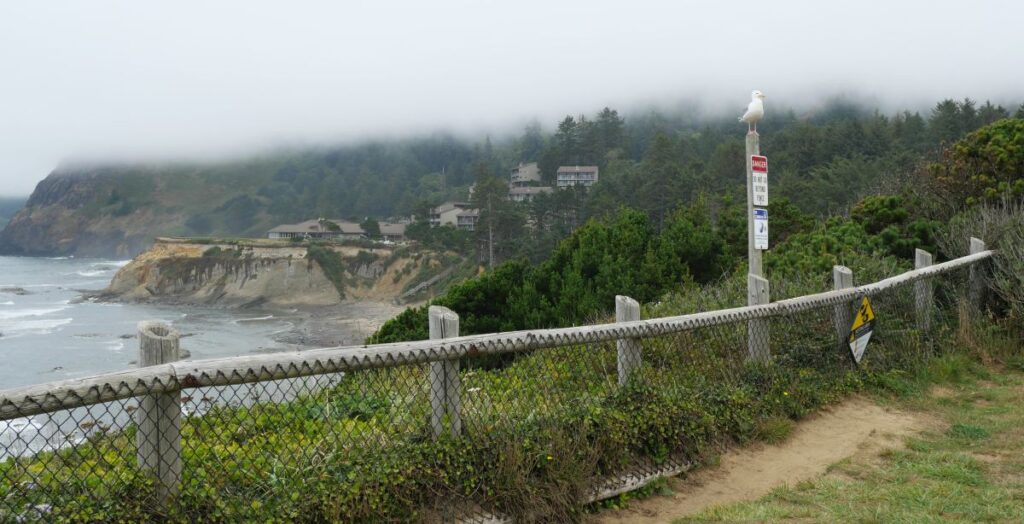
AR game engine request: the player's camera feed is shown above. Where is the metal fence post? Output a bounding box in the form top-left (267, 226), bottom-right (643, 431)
top-left (968, 237), bottom-right (986, 316)
top-left (136, 321), bottom-right (182, 507)
top-left (615, 295), bottom-right (641, 386)
top-left (747, 274), bottom-right (770, 361)
top-left (428, 306), bottom-right (461, 438)
top-left (832, 266), bottom-right (854, 351)
top-left (914, 249), bottom-right (934, 334)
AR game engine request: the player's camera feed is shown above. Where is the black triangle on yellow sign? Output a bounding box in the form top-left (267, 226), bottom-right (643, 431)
top-left (848, 295), bottom-right (876, 365)
top-left (850, 295), bottom-right (875, 333)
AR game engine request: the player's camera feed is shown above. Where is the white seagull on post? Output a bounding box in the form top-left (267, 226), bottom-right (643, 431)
top-left (740, 90), bottom-right (766, 133)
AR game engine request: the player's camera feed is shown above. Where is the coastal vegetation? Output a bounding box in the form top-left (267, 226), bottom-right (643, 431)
top-left (372, 118), bottom-right (1024, 346)
top-left (1, 98), bottom-right (1018, 258)
top-left (3, 119), bottom-right (1023, 521)
top-left (305, 243), bottom-right (347, 297)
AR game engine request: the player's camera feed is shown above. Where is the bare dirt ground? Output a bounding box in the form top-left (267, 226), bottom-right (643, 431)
top-left (592, 397), bottom-right (933, 523)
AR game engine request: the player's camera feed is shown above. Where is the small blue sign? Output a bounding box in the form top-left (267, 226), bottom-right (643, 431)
top-left (753, 208), bottom-right (768, 249)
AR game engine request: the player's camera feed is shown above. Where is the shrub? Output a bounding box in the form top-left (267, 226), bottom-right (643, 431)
top-left (924, 118), bottom-right (1024, 210)
top-left (306, 244), bottom-right (346, 297)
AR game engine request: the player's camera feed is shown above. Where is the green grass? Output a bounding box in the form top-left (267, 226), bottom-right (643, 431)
top-left (675, 358), bottom-right (1024, 523)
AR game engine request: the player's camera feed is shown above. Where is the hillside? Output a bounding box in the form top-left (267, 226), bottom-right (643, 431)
top-left (0, 136), bottom-right (479, 257)
top-left (0, 98), bottom-right (1014, 258)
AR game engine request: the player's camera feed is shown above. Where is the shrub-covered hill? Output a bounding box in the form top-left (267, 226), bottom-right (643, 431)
top-left (371, 117), bottom-right (1024, 345)
top-left (1, 98), bottom-right (1014, 258)
top-left (0, 136), bottom-right (482, 257)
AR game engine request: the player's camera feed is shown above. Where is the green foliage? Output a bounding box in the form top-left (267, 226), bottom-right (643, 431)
top-left (851, 195), bottom-right (940, 259)
top-left (371, 206), bottom-right (726, 344)
top-left (359, 218), bottom-right (380, 238)
top-left (767, 217), bottom-right (877, 276)
top-left (305, 244), bottom-right (346, 297)
top-left (926, 118), bottom-right (1024, 210)
top-left (1, 327), bottom-right (890, 523)
top-left (405, 221), bottom-right (474, 253)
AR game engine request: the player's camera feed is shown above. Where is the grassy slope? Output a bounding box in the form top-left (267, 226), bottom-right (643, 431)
top-left (676, 355), bottom-right (1024, 523)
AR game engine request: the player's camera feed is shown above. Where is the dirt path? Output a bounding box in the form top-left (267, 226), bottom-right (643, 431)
top-left (593, 397), bottom-right (932, 523)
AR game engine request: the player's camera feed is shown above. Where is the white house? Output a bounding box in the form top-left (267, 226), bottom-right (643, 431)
top-left (556, 165), bottom-right (599, 188)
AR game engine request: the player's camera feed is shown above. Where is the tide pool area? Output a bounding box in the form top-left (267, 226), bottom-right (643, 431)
top-left (0, 255), bottom-right (306, 390)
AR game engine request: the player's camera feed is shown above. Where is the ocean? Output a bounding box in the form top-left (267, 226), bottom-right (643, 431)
top-left (0, 255), bottom-right (399, 461)
top-left (0, 255), bottom-right (306, 390)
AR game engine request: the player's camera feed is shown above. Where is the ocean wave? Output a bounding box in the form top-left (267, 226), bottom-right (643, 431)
top-left (0, 301), bottom-right (13, 306)
top-left (234, 315), bottom-right (275, 323)
top-left (1, 317), bottom-right (73, 335)
top-left (88, 261), bottom-right (130, 271)
top-left (0, 306), bottom-right (69, 321)
top-left (75, 270), bottom-right (109, 278)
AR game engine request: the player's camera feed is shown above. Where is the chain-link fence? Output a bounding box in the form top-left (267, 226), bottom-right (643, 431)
top-left (0, 247), bottom-right (992, 522)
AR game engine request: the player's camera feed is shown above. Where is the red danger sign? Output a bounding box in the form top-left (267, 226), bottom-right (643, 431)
top-left (751, 155), bottom-right (768, 173)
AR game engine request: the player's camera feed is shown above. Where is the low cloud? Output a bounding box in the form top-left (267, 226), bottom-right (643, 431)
top-left (1, 0), bottom-right (1021, 195)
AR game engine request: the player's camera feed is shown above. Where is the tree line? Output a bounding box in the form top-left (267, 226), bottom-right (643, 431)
top-left (372, 113), bottom-right (1024, 345)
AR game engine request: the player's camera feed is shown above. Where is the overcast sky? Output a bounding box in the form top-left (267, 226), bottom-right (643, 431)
top-left (1, 1), bottom-right (1021, 196)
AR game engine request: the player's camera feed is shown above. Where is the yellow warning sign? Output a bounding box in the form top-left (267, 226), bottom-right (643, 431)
top-left (849, 296), bottom-right (876, 365)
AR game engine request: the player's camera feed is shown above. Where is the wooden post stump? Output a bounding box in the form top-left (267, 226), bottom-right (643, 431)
top-left (428, 306), bottom-right (461, 438)
top-left (747, 274), bottom-right (770, 361)
top-left (914, 249), bottom-right (934, 334)
top-left (833, 266), bottom-right (854, 352)
top-left (615, 295), bottom-right (641, 386)
top-left (136, 321), bottom-right (182, 507)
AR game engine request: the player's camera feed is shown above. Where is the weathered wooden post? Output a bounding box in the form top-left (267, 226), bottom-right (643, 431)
top-left (833, 266), bottom-right (854, 351)
top-left (615, 295), bottom-right (641, 386)
top-left (136, 321), bottom-right (182, 506)
top-left (747, 274), bottom-right (770, 361)
top-left (968, 237), bottom-right (986, 316)
top-left (914, 249), bottom-right (934, 334)
top-left (428, 306), bottom-right (461, 438)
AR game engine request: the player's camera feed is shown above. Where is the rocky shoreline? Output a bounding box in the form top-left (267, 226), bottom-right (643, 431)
top-left (271, 300), bottom-right (406, 348)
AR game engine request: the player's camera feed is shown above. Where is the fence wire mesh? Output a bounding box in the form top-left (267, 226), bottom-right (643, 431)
top-left (0, 259), bottom-right (982, 522)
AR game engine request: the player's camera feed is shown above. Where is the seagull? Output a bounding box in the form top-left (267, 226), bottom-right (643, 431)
top-left (740, 90), bottom-right (766, 133)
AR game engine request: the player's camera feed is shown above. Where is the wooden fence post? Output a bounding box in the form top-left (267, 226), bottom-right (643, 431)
top-left (832, 266), bottom-right (854, 352)
top-left (747, 274), bottom-right (770, 361)
top-left (968, 237), bottom-right (986, 316)
top-left (915, 249), bottom-right (934, 334)
top-left (615, 295), bottom-right (641, 386)
top-left (136, 321), bottom-right (182, 507)
top-left (428, 306), bottom-right (461, 438)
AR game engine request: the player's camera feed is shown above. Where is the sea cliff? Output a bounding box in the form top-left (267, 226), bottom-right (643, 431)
top-left (102, 238), bottom-right (465, 308)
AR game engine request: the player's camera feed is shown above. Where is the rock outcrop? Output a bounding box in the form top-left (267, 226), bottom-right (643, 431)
top-left (0, 168), bottom-right (177, 257)
top-left (101, 239), bottom-right (463, 307)
top-left (105, 243), bottom-right (338, 307)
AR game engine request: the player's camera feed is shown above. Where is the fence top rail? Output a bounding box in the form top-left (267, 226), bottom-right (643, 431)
top-left (0, 249), bottom-right (993, 420)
